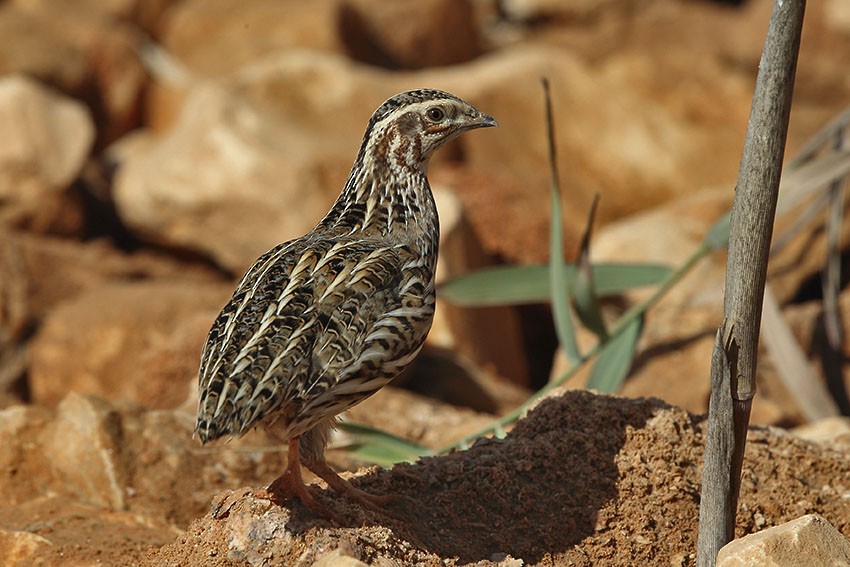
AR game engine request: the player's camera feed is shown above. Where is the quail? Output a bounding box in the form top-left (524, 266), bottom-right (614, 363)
top-left (195, 89), bottom-right (496, 521)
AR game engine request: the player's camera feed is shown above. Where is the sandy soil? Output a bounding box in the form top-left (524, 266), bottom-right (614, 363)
top-left (143, 390), bottom-right (850, 566)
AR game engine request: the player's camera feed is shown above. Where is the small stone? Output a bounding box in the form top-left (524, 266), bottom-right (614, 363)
top-left (113, 80), bottom-right (337, 272)
top-left (0, 75), bottom-right (93, 232)
top-left (158, 0), bottom-right (341, 78)
top-left (717, 514), bottom-right (850, 567)
top-left (792, 417), bottom-right (850, 446)
top-left (500, 0), bottom-right (631, 21)
top-left (0, 7), bottom-right (88, 94)
top-left (39, 392), bottom-right (127, 510)
top-left (313, 548), bottom-right (370, 567)
top-left (339, 0), bottom-right (483, 69)
top-left (0, 529), bottom-right (53, 567)
top-left (29, 280), bottom-right (229, 409)
top-left (488, 552), bottom-right (523, 566)
top-left (431, 186), bottom-right (529, 387)
top-left (825, 0), bottom-right (850, 35)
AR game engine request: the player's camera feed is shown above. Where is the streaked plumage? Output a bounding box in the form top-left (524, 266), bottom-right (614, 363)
top-left (195, 89), bottom-right (496, 521)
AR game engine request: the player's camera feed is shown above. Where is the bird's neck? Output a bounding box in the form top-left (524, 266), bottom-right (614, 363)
top-left (317, 145), bottom-right (440, 249)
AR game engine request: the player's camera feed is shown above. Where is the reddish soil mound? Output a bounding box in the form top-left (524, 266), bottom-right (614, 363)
top-left (146, 390), bottom-right (850, 566)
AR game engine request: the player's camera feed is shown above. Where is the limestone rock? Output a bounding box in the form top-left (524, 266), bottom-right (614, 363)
top-left (10, 0), bottom-right (176, 31)
top-left (0, 498), bottom-right (177, 566)
top-left (0, 228), bottom-right (216, 327)
top-left (717, 514), bottom-right (850, 567)
top-left (113, 78), bottom-right (343, 272)
top-left (0, 6), bottom-right (89, 95)
top-left (793, 416), bottom-right (850, 447)
top-left (0, 387), bottom-right (493, 564)
top-left (825, 0), bottom-right (850, 35)
top-left (130, 41), bottom-right (755, 269)
top-left (140, 40), bottom-right (756, 268)
top-left (339, 0), bottom-right (484, 69)
top-left (0, 4), bottom-right (149, 145)
top-left (417, 44), bottom-right (749, 263)
top-left (591, 186), bottom-right (731, 311)
top-left (431, 187), bottom-right (529, 386)
top-left (40, 393), bottom-right (127, 509)
top-left (0, 387), bottom-right (848, 565)
top-left (1, 230), bottom-right (220, 406)
top-left (159, 0), bottom-right (341, 78)
top-left (0, 530), bottom-right (53, 567)
top-left (0, 404), bottom-right (53, 506)
top-left (148, 0), bottom-right (343, 132)
top-left (0, 75), bottom-right (93, 232)
top-left (4, 398), bottom-right (158, 551)
top-left (0, 391), bottom-right (288, 562)
top-left (313, 548), bottom-right (370, 567)
top-left (54, 9), bottom-right (148, 144)
top-left (0, 394), bottom-right (202, 565)
top-left (500, 0), bottom-right (629, 22)
top-left (549, 316), bottom-right (812, 428)
top-left (552, 183), bottom-right (846, 426)
top-left (28, 279), bottom-right (230, 408)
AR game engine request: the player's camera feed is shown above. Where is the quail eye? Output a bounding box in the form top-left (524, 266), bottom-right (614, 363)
top-left (425, 106), bottom-right (446, 122)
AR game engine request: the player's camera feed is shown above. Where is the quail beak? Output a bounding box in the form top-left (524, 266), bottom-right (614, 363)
top-left (466, 112), bottom-right (498, 130)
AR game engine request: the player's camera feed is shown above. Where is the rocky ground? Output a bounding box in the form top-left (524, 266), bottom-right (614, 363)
top-left (2, 0), bottom-right (850, 565)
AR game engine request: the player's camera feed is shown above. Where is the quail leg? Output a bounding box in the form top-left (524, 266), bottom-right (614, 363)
top-left (265, 436), bottom-right (344, 524)
top-left (304, 457), bottom-right (398, 514)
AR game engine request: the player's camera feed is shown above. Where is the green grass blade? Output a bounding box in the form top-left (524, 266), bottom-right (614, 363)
top-left (586, 314), bottom-right (643, 393)
top-left (572, 264), bottom-right (608, 340)
top-left (571, 194), bottom-right (608, 340)
top-left (542, 77), bottom-right (580, 364)
top-left (337, 422), bottom-right (430, 466)
top-left (705, 211), bottom-right (731, 250)
top-left (439, 263), bottom-right (671, 307)
top-left (592, 264), bottom-right (672, 294)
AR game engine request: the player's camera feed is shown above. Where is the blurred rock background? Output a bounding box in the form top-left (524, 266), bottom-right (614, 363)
top-left (1, 0), bottom-right (850, 564)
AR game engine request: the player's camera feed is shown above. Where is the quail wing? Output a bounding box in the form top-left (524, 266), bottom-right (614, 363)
top-left (196, 235), bottom-right (430, 441)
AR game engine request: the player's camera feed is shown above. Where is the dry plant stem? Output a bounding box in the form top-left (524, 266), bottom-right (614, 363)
top-left (823, 128), bottom-right (846, 349)
top-left (700, 326), bottom-right (738, 547)
top-left (786, 106), bottom-right (850, 170)
top-left (761, 286), bottom-right (840, 419)
top-left (696, 1), bottom-right (805, 565)
top-left (822, 127), bottom-right (850, 414)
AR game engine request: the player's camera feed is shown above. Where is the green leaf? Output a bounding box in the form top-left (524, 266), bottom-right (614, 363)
top-left (571, 194), bottom-right (608, 340)
top-left (586, 315), bottom-right (643, 393)
top-left (543, 77), bottom-right (581, 364)
top-left (337, 422), bottom-right (430, 466)
top-left (572, 265), bottom-right (608, 340)
top-left (439, 263), bottom-right (671, 307)
top-left (705, 211), bottom-right (731, 250)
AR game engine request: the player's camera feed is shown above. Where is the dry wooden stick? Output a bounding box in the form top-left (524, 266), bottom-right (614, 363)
top-left (696, 1), bottom-right (806, 565)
